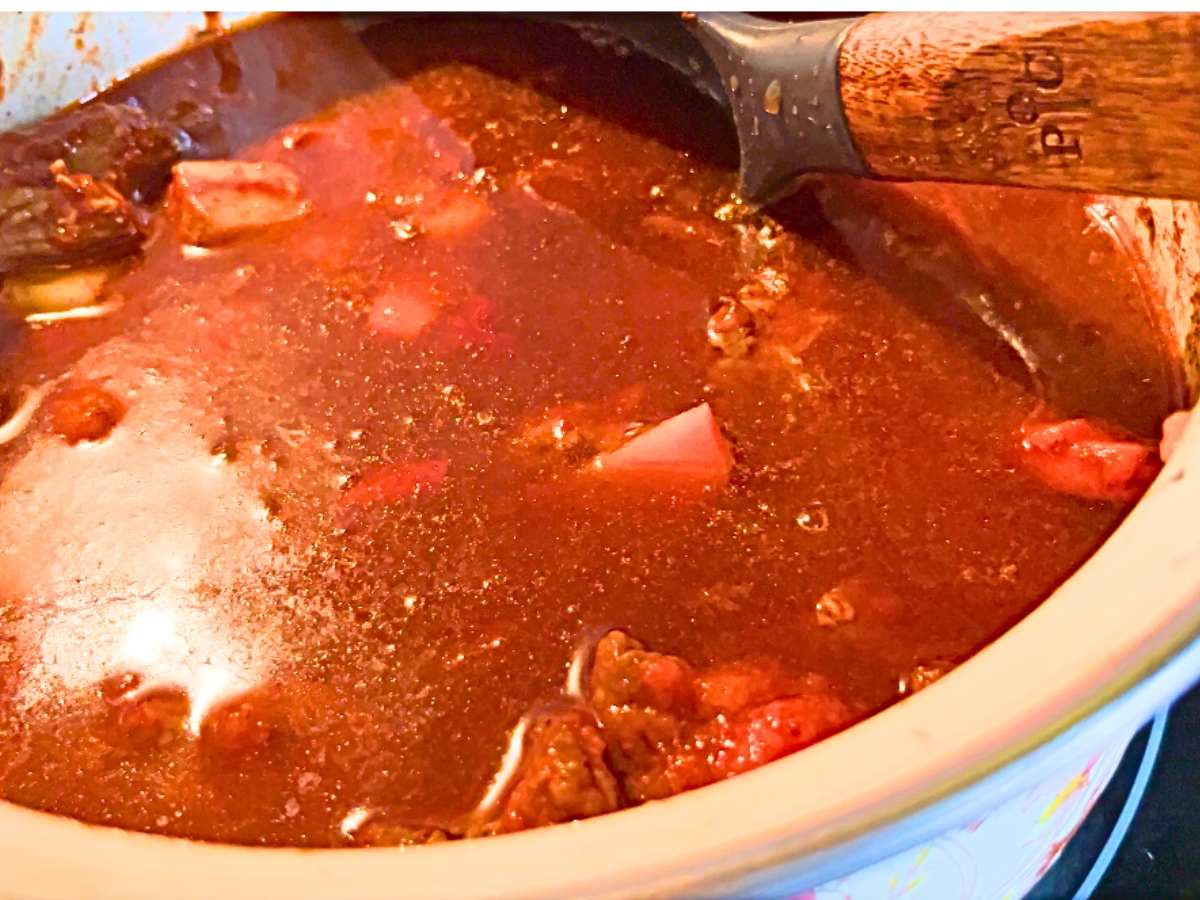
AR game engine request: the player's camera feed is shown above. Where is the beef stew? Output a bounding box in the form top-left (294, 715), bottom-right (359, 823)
top-left (0, 15), bottom-right (1182, 847)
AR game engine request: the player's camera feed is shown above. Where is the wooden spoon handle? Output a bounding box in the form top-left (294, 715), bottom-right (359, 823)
top-left (838, 13), bottom-right (1200, 198)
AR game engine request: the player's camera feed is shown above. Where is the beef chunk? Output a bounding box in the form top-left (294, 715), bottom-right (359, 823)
top-left (0, 102), bottom-right (181, 200)
top-left (588, 632), bottom-right (703, 801)
top-left (0, 103), bottom-right (181, 273)
top-left (590, 631), bottom-right (853, 802)
top-left (345, 710), bottom-right (619, 844)
top-left (706, 297), bottom-right (757, 358)
top-left (0, 167), bottom-right (142, 275)
top-left (487, 709), bottom-right (622, 834)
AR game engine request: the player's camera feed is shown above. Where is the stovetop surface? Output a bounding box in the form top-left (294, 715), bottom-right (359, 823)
top-left (1027, 679), bottom-right (1200, 898)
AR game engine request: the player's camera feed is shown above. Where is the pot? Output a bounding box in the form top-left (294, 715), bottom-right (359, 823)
top-left (1, 13), bottom-right (1198, 899)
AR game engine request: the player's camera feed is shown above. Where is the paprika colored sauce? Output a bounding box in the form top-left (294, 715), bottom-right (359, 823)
top-left (0, 16), bottom-right (1181, 846)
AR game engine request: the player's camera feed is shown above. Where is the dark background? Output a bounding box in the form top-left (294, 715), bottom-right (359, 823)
top-left (1029, 680), bottom-right (1200, 898)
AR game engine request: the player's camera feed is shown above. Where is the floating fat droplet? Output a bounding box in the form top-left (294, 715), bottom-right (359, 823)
top-left (795, 504), bottom-right (829, 533)
top-left (898, 662), bottom-right (951, 695)
top-left (815, 585), bottom-right (856, 627)
top-left (763, 79), bottom-right (782, 116)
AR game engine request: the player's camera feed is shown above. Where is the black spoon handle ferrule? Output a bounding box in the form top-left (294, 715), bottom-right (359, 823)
top-left (688, 14), bottom-right (865, 205)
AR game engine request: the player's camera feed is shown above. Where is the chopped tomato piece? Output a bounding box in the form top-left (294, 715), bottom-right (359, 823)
top-left (342, 459), bottom-right (448, 509)
top-left (1019, 418), bottom-right (1161, 502)
top-left (194, 298), bottom-right (267, 355)
top-left (367, 275), bottom-right (506, 349)
top-left (439, 293), bottom-right (511, 351)
top-left (633, 654), bottom-right (694, 711)
top-left (369, 288), bottom-right (439, 340)
top-left (169, 160), bottom-right (310, 246)
top-left (696, 663), bottom-right (780, 714)
top-left (51, 381), bottom-right (125, 444)
top-left (594, 402), bottom-right (733, 486)
top-left (421, 191), bottom-right (490, 240)
top-left (589, 631), bottom-right (852, 802)
top-left (99, 672), bottom-right (143, 705)
top-left (710, 694), bottom-right (852, 779)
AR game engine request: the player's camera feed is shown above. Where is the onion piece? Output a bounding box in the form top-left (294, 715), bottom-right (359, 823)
top-left (473, 716), bottom-right (530, 816)
top-left (4, 266), bottom-right (113, 316)
top-left (0, 383), bottom-right (51, 446)
top-left (24, 298), bottom-right (122, 324)
top-left (593, 402), bottom-right (734, 487)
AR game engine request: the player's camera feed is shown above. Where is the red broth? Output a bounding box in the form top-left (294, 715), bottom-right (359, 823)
top-left (0, 16), bottom-right (1181, 846)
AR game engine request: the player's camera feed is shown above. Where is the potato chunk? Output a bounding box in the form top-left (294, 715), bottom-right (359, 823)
top-left (169, 160), bottom-right (309, 246)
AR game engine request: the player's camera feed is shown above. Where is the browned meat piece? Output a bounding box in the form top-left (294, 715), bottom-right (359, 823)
top-left (200, 694), bottom-right (277, 755)
top-left (588, 632), bottom-right (702, 801)
top-left (0, 103), bottom-right (181, 273)
top-left (98, 671), bottom-right (143, 704)
top-left (107, 687), bottom-right (190, 749)
top-left (342, 815), bottom-right (453, 848)
top-left (0, 102), bottom-right (181, 201)
top-left (590, 631), bottom-right (853, 802)
top-left (0, 169), bottom-right (142, 276)
top-left (486, 709), bottom-right (622, 834)
top-left (706, 297), bottom-right (756, 358)
top-left (590, 630), bottom-right (698, 717)
top-left (50, 382), bottom-right (126, 444)
top-left (168, 160), bottom-right (310, 246)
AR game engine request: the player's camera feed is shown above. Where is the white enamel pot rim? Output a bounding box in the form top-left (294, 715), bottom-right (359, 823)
top-left (2, 12), bottom-right (1200, 900)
